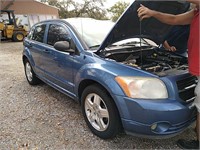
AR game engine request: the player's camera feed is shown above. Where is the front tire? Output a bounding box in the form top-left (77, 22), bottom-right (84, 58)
top-left (24, 59), bottom-right (41, 85)
top-left (81, 84), bottom-right (121, 139)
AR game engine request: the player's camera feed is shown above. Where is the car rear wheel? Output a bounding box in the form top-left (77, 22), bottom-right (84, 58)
top-left (81, 84), bottom-right (121, 139)
top-left (24, 59), bottom-right (41, 85)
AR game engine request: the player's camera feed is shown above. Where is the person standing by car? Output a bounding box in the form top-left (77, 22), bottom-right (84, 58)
top-left (137, 0), bottom-right (199, 149)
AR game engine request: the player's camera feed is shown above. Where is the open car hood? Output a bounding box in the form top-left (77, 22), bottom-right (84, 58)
top-left (98, 0), bottom-right (189, 51)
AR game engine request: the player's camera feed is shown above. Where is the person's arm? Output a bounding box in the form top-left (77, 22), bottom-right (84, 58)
top-left (137, 4), bottom-right (195, 25)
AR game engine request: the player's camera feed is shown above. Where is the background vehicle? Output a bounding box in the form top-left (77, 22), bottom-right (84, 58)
top-left (22, 0), bottom-right (197, 139)
top-left (0, 10), bottom-right (28, 42)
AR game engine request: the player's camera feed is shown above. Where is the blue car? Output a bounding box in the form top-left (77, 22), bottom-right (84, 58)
top-left (22, 0), bottom-right (197, 139)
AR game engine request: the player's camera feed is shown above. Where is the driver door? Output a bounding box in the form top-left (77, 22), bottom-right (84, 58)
top-left (43, 23), bottom-right (74, 94)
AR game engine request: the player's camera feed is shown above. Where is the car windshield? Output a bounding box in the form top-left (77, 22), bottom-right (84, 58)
top-left (64, 18), bottom-right (114, 49)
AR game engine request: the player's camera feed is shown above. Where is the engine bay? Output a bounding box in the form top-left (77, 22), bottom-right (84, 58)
top-left (101, 45), bottom-right (188, 76)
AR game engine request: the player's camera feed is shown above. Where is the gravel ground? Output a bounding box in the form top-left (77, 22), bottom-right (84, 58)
top-left (0, 41), bottom-right (197, 149)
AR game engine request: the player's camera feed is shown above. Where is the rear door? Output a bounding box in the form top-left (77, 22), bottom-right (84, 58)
top-left (25, 23), bottom-right (47, 77)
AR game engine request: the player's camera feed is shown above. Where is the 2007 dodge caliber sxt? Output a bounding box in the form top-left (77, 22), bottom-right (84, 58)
top-left (22, 0), bottom-right (197, 139)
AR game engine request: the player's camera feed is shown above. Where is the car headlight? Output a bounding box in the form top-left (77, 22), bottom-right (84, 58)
top-left (115, 76), bottom-right (168, 99)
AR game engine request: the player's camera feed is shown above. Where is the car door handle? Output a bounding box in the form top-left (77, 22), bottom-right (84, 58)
top-left (24, 41), bottom-right (32, 48)
top-left (43, 49), bottom-right (50, 54)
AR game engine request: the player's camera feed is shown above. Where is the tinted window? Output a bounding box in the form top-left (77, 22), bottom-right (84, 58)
top-left (32, 24), bottom-right (46, 43)
top-left (47, 24), bottom-right (70, 46)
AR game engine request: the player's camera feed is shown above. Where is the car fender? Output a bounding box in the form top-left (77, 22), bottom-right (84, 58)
top-left (74, 63), bottom-right (131, 118)
top-left (75, 63), bottom-right (125, 95)
top-left (22, 47), bottom-right (36, 71)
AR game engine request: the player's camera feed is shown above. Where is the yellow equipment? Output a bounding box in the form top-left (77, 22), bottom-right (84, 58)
top-left (0, 10), bottom-right (28, 42)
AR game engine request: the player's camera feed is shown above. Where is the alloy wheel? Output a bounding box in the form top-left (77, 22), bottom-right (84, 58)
top-left (84, 93), bottom-right (109, 131)
top-left (25, 62), bottom-right (33, 82)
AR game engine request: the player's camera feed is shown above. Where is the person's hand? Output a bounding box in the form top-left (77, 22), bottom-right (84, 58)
top-left (137, 4), bottom-right (154, 20)
top-left (163, 41), bottom-right (177, 52)
top-left (168, 46), bottom-right (177, 52)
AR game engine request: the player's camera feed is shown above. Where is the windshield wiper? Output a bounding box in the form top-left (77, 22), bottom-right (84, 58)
top-left (119, 41), bottom-right (146, 47)
top-left (89, 45), bottom-right (100, 49)
top-left (118, 39), bottom-right (157, 47)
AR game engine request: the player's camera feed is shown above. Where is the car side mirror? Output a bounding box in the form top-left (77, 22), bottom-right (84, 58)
top-left (54, 41), bottom-right (75, 53)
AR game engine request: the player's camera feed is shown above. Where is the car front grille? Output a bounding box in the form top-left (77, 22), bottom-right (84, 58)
top-left (176, 75), bottom-right (198, 103)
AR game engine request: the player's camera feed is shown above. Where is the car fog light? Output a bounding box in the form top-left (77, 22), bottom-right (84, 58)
top-left (151, 124), bottom-right (157, 130)
top-left (151, 122), bottom-right (171, 133)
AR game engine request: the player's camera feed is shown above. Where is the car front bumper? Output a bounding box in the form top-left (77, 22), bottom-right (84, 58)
top-left (114, 96), bottom-right (197, 138)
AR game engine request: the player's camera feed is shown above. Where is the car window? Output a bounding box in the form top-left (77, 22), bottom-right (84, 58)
top-left (27, 27), bottom-right (35, 40)
top-left (32, 24), bottom-right (46, 43)
top-left (47, 24), bottom-right (70, 46)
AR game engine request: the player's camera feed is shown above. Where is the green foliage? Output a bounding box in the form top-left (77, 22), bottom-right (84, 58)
top-left (39, 0), bottom-right (108, 20)
top-left (107, 1), bottom-right (129, 22)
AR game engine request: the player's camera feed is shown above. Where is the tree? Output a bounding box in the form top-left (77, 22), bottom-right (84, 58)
top-left (107, 1), bottom-right (129, 22)
top-left (38, 0), bottom-right (108, 20)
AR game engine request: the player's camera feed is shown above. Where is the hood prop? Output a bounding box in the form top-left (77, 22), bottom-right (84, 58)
top-left (140, 20), bottom-right (143, 68)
